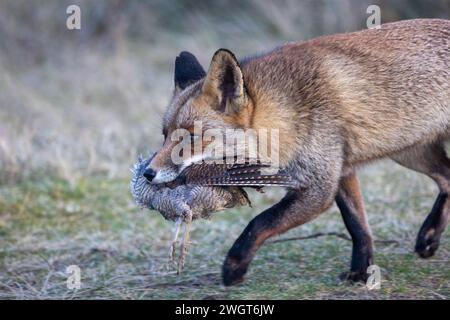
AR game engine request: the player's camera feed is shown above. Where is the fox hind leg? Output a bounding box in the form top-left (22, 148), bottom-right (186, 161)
top-left (391, 142), bottom-right (450, 258)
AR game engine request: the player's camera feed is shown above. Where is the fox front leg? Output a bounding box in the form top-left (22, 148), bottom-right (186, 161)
top-left (335, 171), bottom-right (374, 283)
top-left (222, 155), bottom-right (342, 286)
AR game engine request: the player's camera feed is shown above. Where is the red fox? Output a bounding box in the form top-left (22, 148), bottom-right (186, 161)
top-left (145, 19), bottom-right (450, 285)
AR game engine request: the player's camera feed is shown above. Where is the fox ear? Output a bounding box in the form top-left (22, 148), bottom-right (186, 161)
top-left (202, 49), bottom-right (246, 114)
top-left (174, 51), bottom-right (206, 91)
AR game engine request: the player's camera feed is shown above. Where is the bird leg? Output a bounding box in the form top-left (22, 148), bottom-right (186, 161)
top-left (169, 217), bottom-right (183, 263)
top-left (177, 211), bottom-right (193, 274)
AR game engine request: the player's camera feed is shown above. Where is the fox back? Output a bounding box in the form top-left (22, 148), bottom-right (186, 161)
top-left (149, 19), bottom-right (450, 182)
top-left (145, 18), bottom-right (450, 287)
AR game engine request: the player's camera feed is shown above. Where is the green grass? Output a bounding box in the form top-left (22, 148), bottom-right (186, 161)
top-left (1, 0), bottom-right (449, 300)
top-left (0, 160), bottom-right (449, 299)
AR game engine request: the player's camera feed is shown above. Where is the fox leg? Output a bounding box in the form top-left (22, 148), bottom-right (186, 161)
top-left (391, 143), bottom-right (450, 258)
top-left (336, 171), bottom-right (374, 283)
top-left (222, 190), bottom-right (334, 286)
top-left (222, 150), bottom-right (342, 286)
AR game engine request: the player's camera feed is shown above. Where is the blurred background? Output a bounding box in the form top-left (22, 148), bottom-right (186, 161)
top-left (0, 1), bottom-right (449, 300)
top-left (1, 0), bottom-right (449, 184)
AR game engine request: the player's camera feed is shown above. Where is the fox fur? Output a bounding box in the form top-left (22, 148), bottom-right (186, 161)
top-left (147, 19), bottom-right (450, 285)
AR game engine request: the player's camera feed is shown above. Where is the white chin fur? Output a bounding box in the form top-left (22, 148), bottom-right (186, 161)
top-left (179, 154), bottom-right (206, 171)
top-left (152, 170), bottom-right (178, 184)
top-left (152, 155), bottom-right (217, 184)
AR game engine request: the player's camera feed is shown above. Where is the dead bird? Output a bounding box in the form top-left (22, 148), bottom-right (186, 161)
top-left (130, 155), bottom-right (252, 221)
top-left (130, 154), bottom-right (252, 273)
top-left (130, 154), bottom-right (297, 272)
top-left (130, 153), bottom-right (298, 221)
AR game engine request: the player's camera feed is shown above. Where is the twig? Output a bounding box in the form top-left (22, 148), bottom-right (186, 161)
top-left (267, 232), bottom-right (400, 246)
top-left (373, 239), bottom-right (401, 245)
top-left (267, 232), bottom-right (351, 244)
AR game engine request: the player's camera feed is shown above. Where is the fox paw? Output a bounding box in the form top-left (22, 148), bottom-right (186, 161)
top-left (415, 229), bottom-right (440, 259)
top-left (222, 257), bottom-right (248, 286)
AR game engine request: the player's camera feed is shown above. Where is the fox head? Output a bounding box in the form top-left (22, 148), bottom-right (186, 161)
top-left (145, 49), bottom-right (256, 184)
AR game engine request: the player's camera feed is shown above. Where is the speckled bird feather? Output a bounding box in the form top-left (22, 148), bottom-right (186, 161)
top-left (182, 162), bottom-right (298, 187)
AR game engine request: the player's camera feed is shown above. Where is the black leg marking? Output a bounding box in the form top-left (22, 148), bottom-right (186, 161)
top-left (390, 143), bottom-right (450, 259)
top-left (336, 194), bottom-right (373, 283)
top-left (415, 192), bottom-right (448, 258)
top-left (222, 192), bottom-right (297, 286)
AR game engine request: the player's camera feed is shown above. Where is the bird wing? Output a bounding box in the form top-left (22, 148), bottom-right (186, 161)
top-left (181, 162), bottom-right (299, 188)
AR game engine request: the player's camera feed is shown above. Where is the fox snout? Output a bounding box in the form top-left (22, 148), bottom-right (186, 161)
top-left (143, 168), bottom-right (157, 182)
top-left (144, 151), bottom-right (180, 184)
top-left (144, 164), bottom-right (179, 184)
top-left (143, 141), bottom-right (182, 184)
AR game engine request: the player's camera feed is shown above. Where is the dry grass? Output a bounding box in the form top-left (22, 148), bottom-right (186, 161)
top-left (2, 0), bottom-right (448, 183)
top-left (0, 0), bottom-right (449, 299)
top-left (0, 161), bottom-right (449, 299)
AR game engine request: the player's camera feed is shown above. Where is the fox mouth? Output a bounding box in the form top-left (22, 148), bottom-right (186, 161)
top-left (146, 159), bottom-right (299, 189)
top-left (148, 173), bottom-right (187, 189)
top-left (148, 153), bottom-right (222, 185)
top-left (130, 154), bottom-right (252, 222)
top-left (151, 169), bottom-right (179, 184)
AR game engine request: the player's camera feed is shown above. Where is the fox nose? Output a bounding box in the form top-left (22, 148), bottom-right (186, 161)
top-left (143, 168), bottom-right (156, 182)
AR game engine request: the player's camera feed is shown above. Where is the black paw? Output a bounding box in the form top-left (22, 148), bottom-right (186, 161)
top-left (339, 270), bottom-right (369, 284)
top-left (415, 229), bottom-right (440, 259)
top-left (222, 256), bottom-right (248, 286)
